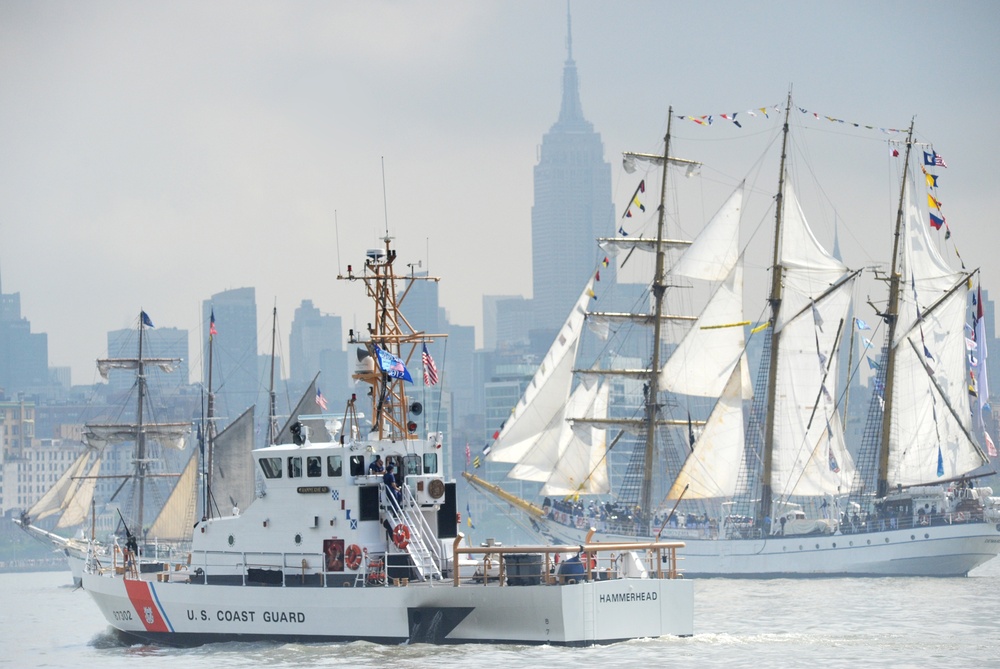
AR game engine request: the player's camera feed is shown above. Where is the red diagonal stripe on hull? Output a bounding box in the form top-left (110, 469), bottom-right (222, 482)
top-left (124, 579), bottom-right (170, 632)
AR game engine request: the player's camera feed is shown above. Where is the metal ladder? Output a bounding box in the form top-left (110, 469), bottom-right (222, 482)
top-left (382, 484), bottom-right (444, 581)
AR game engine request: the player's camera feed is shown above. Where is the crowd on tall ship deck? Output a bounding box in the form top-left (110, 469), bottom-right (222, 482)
top-left (542, 480), bottom-right (996, 540)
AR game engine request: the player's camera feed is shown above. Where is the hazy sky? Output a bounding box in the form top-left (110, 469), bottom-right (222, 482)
top-left (2, 1), bottom-right (998, 385)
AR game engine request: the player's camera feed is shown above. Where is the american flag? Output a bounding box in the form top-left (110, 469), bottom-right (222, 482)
top-left (315, 387), bottom-right (328, 411)
top-left (422, 344), bottom-right (439, 386)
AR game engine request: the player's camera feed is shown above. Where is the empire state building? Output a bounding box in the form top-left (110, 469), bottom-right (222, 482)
top-left (530, 12), bottom-right (614, 337)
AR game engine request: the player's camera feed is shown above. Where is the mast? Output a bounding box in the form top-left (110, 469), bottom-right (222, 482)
top-left (205, 311), bottom-right (216, 518)
top-left (759, 90), bottom-right (793, 525)
top-left (639, 107), bottom-right (674, 520)
top-left (268, 305), bottom-right (278, 444)
top-left (341, 235), bottom-right (447, 441)
top-left (876, 119), bottom-right (916, 498)
top-left (135, 311), bottom-right (148, 534)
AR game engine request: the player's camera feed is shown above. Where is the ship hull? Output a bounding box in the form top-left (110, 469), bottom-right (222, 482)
top-left (82, 572), bottom-right (694, 646)
top-left (537, 519), bottom-right (1000, 577)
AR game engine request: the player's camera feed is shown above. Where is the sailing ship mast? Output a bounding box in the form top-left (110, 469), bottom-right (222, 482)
top-left (638, 108), bottom-right (675, 520)
top-left (759, 90), bottom-right (793, 526)
top-left (268, 305), bottom-right (279, 444)
top-left (875, 120), bottom-right (915, 498)
top-left (204, 310), bottom-right (217, 518)
top-left (89, 311), bottom-right (188, 534)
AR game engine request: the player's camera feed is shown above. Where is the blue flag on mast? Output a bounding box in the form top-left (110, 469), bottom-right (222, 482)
top-left (374, 345), bottom-right (413, 383)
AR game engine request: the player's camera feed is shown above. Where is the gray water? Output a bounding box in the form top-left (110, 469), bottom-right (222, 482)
top-left (3, 560), bottom-right (999, 668)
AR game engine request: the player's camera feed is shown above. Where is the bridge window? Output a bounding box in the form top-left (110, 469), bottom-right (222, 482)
top-left (403, 454), bottom-right (421, 477)
top-left (422, 453), bottom-right (438, 474)
top-left (327, 455), bottom-right (343, 477)
top-left (307, 456), bottom-right (322, 477)
top-left (259, 457), bottom-right (282, 479)
top-left (288, 456), bottom-right (302, 478)
top-left (349, 455), bottom-right (365, 476)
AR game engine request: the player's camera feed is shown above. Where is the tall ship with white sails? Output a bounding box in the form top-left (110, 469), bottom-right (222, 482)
top-left (468, 96), bottom-right (1000, 577)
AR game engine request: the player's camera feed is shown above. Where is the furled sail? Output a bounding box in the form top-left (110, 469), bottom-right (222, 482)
top-left (770, 186), bottom-right (857, 496)
top-left (210, 406), bottom-right (256, 511)
top-left (488, 277), bottom-right (595, 465)
top-left (96, 357), bottom-right (177, 380)
top-left (84, 423), bottom-right (189, 451)
top-left (886, 185), bottom-right (985, 485)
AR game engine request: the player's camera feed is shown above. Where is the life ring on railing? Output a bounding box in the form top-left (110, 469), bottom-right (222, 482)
top-left (393, 524), bottom-right (411, 550)
top-left (956, 511), bottom-right (967, 522)
top-left (345, 543), bottom-right (363, 570)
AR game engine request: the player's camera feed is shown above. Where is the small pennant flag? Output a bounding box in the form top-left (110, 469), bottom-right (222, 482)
top-left (867, 357), bottom-right (881, 370)
top-left (936, 445), bottom-right (945, 477)
top-left (141, 311), bottom-right (155, 328)
top-left (986, 431), bottom-right (997, 458)
top-left (720, 112), bottom-right (741, 128)
top-left (209, 309), bottom-right (218, 337)
top-left (466, 503), bottom-right (475, 529)
top-left (473, 456), bottom-right (481, 469)
top-left (622, 180), bottom-right (646, 219)
top-left (315, 388), bottom-right (328, 411)
top-left (465, 443), bottom-right (471, 467)
top-left (856, 318), bottom-right (870, 331)
top-left (929, 212), bottom-right (945, 230)
top-left (927, 194), bottom-right (942, 210)
top-left (828, 447), bottom-right (840, 474)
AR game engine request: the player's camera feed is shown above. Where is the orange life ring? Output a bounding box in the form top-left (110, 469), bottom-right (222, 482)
top-left (393, 524), bottom-right (411, 550)
top-left (345, 543), bottom-right (363, 570)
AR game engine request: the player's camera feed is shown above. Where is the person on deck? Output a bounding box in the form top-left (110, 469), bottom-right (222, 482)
top-left (383, 464), bottom-right (402, 504)
top-left (368, 455), bottom-right (385, 475)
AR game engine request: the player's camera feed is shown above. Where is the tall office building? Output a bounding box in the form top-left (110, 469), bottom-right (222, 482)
top-left (0, 287), bottom-right (48, 397)
top-left (530, 11), bottom-right (614, 336)
top-left (289, 299), bottom-right (347, 404)
top-left (203, 287), bottom-right (259, 422)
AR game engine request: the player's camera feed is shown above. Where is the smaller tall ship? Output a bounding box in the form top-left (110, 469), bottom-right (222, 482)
top-left (16, 311), bottom-right (195, 585)
top-left (81, 238), bottom-right (694, 646)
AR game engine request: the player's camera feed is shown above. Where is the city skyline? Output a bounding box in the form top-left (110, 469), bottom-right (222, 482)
top-left (2, 2), bottom-right (998, 384)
